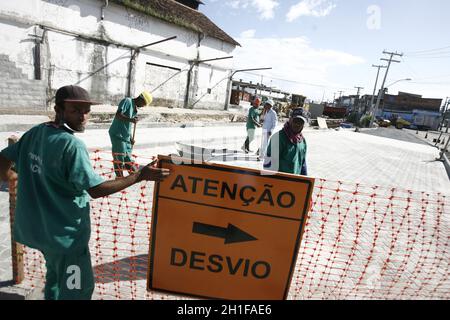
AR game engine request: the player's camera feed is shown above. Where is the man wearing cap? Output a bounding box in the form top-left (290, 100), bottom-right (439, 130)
top-left (0, 85), bottom-right (169, 299)
top-left (259, 99), bottom-right (278, 159)
top-left (108, 92), bottom-right (152, 177)
top-left (242, 96), bottom-right (262, 153)
top-left (263, 108), bottom-right (308, 175)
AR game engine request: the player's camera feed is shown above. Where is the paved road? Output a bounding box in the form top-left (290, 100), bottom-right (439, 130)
top-left (360, 127), bottom-right (429, 145)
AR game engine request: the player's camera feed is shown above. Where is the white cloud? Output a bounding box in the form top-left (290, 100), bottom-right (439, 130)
top-left (226, 0), bottom-right (280, 20)
top-left (287, 0), bottom-right (337, 22)
top-left (240, 29), bottom-right (256, 38)
top-left (232, 37), bottom-right (365, 100)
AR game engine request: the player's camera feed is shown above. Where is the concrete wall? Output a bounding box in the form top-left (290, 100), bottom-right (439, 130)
top-left (305, 103), bottom-right (325, 119)
top-left (0, 0), bottom-right (236, 110)
top-left (0, 54), bottom-right (47, 111)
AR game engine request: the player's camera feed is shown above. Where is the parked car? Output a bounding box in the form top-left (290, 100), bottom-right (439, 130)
top-left (378, 119), bottom-right (391, 127)
top-left (340, 122), bottom-right (354, 129)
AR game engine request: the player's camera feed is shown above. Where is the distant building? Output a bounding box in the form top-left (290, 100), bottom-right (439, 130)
top-left (382, 92), bottom-right (441, 113)
top-left (230, 79), bottom-right (289, 106)
top-left (359, 94), bottom-right (375, 114)
top-left (335, 95), bottom-right (357, 109)
top-left (380, 92), bottom-right (442, 130)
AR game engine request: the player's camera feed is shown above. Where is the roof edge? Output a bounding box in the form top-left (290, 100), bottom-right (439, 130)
top-left (110, 0), bottom-right (240, 46)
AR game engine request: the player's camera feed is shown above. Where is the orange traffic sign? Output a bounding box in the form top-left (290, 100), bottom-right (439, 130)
top-left (147, 155), bottom-right (315, 300)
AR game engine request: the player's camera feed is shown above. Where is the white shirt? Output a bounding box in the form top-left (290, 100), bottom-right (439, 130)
top-left (263, 108), bottom-right (278, 131)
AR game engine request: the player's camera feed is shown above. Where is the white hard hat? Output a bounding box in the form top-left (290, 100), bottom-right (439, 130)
top-left (265, 99), bottom-right (275, 107)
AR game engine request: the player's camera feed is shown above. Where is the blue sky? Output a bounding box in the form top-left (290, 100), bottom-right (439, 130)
top-left (200, 0), bottom-right (450, 103)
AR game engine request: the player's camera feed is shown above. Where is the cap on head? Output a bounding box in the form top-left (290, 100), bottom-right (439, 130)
top-left (55, 85), bottom-right (99, 105)
top-left (265, 99), bottom-right (275, 107)
top-left (290, 108), bottom-right (307, 123)
top-left (140, 91), bottom-right (153, 106)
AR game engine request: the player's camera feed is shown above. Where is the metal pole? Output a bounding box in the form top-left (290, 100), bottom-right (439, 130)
top-left (438, 97), bottom-right (450, 131)
top-left (7, 136), bottom-right (23, 284)
top-left (127, 36), bottom-right (177, 96)
top-left (224, 67), bottom-right (272, 110)
top-left (439, 134), bottom-right (450, 160)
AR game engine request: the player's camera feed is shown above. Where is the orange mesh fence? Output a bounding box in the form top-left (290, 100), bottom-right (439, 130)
top-left (13, 150), bottom-right (450, 299)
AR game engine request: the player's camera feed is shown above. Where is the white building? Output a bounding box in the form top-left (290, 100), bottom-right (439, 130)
top-left (0, 0), bottom-right (239, 110)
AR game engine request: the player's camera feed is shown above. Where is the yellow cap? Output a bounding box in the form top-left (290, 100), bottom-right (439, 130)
top-left (140, 91), bottom-right (153, 106)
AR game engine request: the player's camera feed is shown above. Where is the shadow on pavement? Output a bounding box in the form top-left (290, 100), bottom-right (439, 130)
top-left (360, 128), bottom-right (429, 145)
top-left (0, 280), bottom-right (25, 300)
top-left (93, 254), bottom-right (148, 284)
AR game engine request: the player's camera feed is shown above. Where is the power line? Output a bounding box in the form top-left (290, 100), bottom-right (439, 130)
top-left (400, 57), bottom-right (419, 79)
top-left (409, 81), bottom-right (450, 85)
top-left (238, 71), bottom-right (353, 90)
top-left (405, 45), bottom-right (450, 55)
top-left (412, 73), bottom-right (450, 81)
top-left (406, 55), bottom-right (450, 60)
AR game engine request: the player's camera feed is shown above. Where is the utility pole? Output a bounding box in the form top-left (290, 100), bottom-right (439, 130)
top-left (439, 97), bottom-right (450, 131)
top-left (446, 98), bottom-right (450, 133)
top-left (354, 86), bottom-right (364, 125)
top-left (354, 86), bottom-right (364, 109)
top-left (370, 51), bottom-right (403, 127)
top-left (355, 86), bottom-right (363, 97)
top-left (369, 65), bottom-right (387, 115)
top-left (260, 75), bottom-right (264, 96)
top-left (337, 91), bottom-right (344, 107)
top-left (332, 92), bottom-right (337, 107)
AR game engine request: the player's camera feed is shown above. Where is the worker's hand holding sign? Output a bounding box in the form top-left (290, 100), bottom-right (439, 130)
top-left (138, 158), bottom-right (170, 182)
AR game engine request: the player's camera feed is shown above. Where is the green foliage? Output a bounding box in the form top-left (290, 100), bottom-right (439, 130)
top-left (360, 115), bottom-right (373, 128)
top-left (346, 112), bottom-right (358, 124)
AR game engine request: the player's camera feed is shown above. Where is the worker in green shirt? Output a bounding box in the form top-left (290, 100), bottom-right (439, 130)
top-left (263, 108), bottom-right (308, 175)
top-left (0, 85), bottom-right (170, 300)
top-left (108, 91), bottom-right (153, 177)
top-left (242, 96), bottom-right (262, 153)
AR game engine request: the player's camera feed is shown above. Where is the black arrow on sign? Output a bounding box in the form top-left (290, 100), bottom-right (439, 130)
top-left (192, 222), bottom-right (257, 244)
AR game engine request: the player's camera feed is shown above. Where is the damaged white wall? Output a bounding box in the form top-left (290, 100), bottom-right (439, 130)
top-left (0, 0), bottom-right (236, 110)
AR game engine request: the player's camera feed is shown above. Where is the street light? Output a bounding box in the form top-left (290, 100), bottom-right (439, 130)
top-left (385, 78), bottom-right (412, 88)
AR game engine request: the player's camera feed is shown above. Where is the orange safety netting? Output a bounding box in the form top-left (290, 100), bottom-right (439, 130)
top-left (13, 150), bottom-right (450, 299)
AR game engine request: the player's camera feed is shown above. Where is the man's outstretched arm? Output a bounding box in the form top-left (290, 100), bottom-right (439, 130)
top-left (88, 161), bottom-right (169, 199)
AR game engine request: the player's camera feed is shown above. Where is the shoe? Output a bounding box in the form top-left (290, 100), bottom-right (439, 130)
top-left (241, 145), bottom-right (250, 153)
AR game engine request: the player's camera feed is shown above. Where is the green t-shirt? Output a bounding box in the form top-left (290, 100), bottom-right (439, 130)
top-left (0, 123), bottom-right (104, 254)
top-left (246, 107), bottom-right (260, 129)
top-left (108, 98), bottom-right (137, 141)
top-left (265, 130), bottom-right (307, 175)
